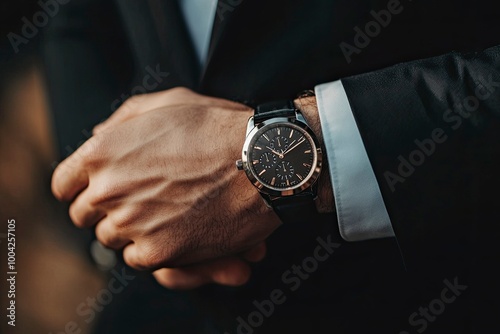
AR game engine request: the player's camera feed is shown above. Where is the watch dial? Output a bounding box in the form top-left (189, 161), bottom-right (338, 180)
top-left (249, 124), bottom-right (316, 190)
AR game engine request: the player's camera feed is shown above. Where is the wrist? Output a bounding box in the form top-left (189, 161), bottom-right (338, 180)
top-left (294, 95), bottom-right (323, 144)
top-left (294, 95), bottom-right (335, 214)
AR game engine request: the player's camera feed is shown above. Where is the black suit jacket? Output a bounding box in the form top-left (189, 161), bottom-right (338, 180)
top-left (43, 0), bottom-right (500, 333)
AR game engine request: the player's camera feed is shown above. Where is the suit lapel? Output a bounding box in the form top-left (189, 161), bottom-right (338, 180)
top-left (200, 0), bottom-right (237, 82)
top-left (114, 0), bottom-right (199, 89)
top-left (147, 0), bottom-right (200, 88)
top-left (116, 0), bottom-right (240, 89)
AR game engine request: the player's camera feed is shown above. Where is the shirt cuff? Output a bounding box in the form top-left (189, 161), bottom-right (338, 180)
top-left (315, 80), bottom-right (395, 241)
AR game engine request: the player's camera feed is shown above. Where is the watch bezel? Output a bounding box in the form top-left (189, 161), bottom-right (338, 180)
top-left (241, 116), bottom-right (322, 197)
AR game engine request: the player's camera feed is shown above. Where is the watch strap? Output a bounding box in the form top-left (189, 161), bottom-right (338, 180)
top-left (267, 192), bottom-right (317, 224)
top-left (254, 100), bottom-right (318, 224)
top-left (254, 100), bottom-right (296, 123)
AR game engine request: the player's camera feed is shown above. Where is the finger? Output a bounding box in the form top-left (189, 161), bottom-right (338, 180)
top-left (68, 189), bottom-right (106, 228)
top-left (52, 154), bottom-right (89, 202)
top-left (153, 257), bottom-right (251, 290)
top-left (122, 242), bottom-right (144, 270)
top-left (94, 217), bottom-right (131, 250)
top-left (242, 242), bottom-right (267, 263)
top-left (209, 258), bottom-right (251, 286)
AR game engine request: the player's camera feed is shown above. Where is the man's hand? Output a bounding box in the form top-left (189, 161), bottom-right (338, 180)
top-left (152, 241), bottom-right (266, 289)
top-left (52, 88), bottom-right (282, 277)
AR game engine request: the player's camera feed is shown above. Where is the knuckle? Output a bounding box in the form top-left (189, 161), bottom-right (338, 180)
top-left (166, 87), bottom-right (195, 101)
top-left (76, 137), bottom-right (106, 167)
top-left (95, 223), bottom-right (118, 248)
top-left (123, 254), bottom-right (145, 271)
top-left (68, 203), bottom-right (85, 228)
top-left (51, 166), bottom-right (68, 200)
top-left (139, 243), bottom-right (166, 269)
top-left (90, 182), bottom-right (116, 207)
top-left (122, 95), bottom-right (141, 110)
top-left (76, 138), bottom-right (96, 159)
top-left (52, 160), bottom-right (81, 196)
top-left (169, 86), bottom-right (191, 95)
top-left (86, 145), bottom-right (114, 177)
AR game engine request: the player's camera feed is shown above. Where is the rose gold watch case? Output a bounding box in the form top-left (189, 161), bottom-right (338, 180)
top-left (239, 114), bottom-right (323, 197)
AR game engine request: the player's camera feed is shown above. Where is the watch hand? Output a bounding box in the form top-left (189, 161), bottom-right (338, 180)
top-left (285, 140), bottom-right (296, 151)
top-left (276, 139), bottom-right (296, 158)
top-left (266, 146), bottom-right (284, 159)
top-left (283, 138), bottom-right (305, 156)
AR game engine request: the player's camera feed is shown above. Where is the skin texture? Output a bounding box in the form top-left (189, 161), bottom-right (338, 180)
top-left (52, 88), bottom-right (332, 289)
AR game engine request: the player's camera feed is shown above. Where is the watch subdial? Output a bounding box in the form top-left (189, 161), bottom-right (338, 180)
top-left (275, 161), bottom-right (295, 183)
top-left (270, 136), bottom-right (289, 153)
top-left (259, 152), bottom-right (277, 169)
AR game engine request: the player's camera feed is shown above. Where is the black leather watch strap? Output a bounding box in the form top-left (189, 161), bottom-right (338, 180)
top-left (254, 100), bottom-right (296, 123)
top-left (269, 192), bottom-right (317, 224)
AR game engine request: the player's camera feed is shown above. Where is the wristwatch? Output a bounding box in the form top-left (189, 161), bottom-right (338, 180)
top-left (236, 100), bottom-right (323, 223)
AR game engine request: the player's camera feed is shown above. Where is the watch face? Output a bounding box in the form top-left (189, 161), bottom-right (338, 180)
top-left (248, 123), bottom-right (317, 191)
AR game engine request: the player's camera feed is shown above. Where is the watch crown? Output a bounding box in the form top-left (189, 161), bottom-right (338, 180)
top-left (235, 159), bottom-right (243, 170)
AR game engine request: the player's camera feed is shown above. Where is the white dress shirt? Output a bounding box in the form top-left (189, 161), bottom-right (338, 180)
top-left (178, 0), bottom-right (395, 241)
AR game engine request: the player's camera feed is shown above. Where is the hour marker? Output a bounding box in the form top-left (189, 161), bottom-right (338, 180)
top-left (303, 163), bottom-right (312, 168)
top-left (252, 160), bottom-right (259, 165)
top-left (296, 173), bottom-right (304, 181)
top-left (304, 150), bottom-right (312, 154)
top-left (263, 134), bottom-right (270, 141)
top-left (271, 177), bottom-right (276, 186)
top-left (286, 179), bottom-right (290, 186)
top-left (277, 129), bottom-right (281, 135)
top-left (259, 169), bottom-right (266, 176)
top-left (289, 129), bottom-right (294, 138)
top-left (255, 146), bottom-right (262, 150)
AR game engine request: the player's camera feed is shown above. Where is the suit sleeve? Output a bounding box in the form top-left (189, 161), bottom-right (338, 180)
top-left (340, 45), bottom-right (500, 268)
